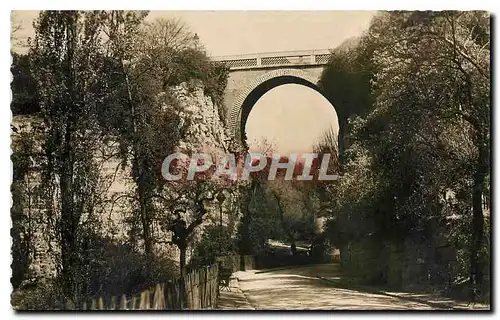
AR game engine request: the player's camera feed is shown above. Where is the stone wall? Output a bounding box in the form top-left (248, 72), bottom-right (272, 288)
top-left (340, 234), bottom-right (458, 290)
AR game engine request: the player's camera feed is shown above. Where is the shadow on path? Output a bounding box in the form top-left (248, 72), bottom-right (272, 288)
top-left (217, 278), bottom-right (255, 310)
top-left (318, 277), bottom-right (470, 310)
top-left (233, 264), bottom-right (490, 310)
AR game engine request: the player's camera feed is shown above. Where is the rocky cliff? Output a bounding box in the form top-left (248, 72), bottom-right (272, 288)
top-left (11, 81), bottom-right (243, 284)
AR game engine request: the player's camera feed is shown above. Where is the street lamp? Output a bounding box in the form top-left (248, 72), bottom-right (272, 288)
top-left (216, 192), bottom-right (226, 259)
top-left (216, 192), bottom-right (226, 227)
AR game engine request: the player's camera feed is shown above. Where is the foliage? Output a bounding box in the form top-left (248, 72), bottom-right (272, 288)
top-left (189, 225), bottom-right (237, 268)
top-left (318, 36), bottom-right (375, 122)
top-left (11, 279), bottom-right (62, 310)
top-left (318, 35), bottom-right (376, 161)
top-left (368, 11), bottom-right (490, 293)
top-left (318, 11), bottom-right (490, 297)
top-left (97, 10), bottom-right (182, 259)
top-left (11, 119), bottom-right (44, 289)
top-left (204, 61), bottom-right (230, 120)
top-left (236, 179), bottom-right (282, 256)
top-left (29, 10), bottom-right (112, 300)
top-left (11, 52), bottom-right (39, 115)
top-left (236, 140), bottom-right (322, 257)
top-left (138, 18), bottom-right (230, 121)
top-left (267, 179), bottom-right (317, 253)
top-left (159, 152), bottom-right (242, 274)
top-left (14, 10), bottom-right (231, 305)
top-left (99, 12), bottom-right (230, 263)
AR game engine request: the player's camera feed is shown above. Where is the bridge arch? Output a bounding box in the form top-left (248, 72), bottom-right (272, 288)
top-left (227, 68), bottom-right (334, 145)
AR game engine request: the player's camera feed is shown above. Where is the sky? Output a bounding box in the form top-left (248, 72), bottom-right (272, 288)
top-left (11, 10), bottom-right (375, 153)
top-left (12, 11), bottom-right (375, 56)
top-left (246, 84), bottom-right (339, 153)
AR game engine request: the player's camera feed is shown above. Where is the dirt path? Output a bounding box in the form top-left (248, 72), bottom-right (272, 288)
top-left (217, 278), bottom-right (255, 310)
top-left (231, 264), bottom-right (489, 310)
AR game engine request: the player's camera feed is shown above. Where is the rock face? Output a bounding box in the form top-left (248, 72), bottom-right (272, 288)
top-left (11, 115), bottom-right (59, 284)
top-left (163, 82), bottom-right (244, 261)
top-left (170, 82), bottom-right (233, 154)
top-left (11, 82), bottom-right (243, 284)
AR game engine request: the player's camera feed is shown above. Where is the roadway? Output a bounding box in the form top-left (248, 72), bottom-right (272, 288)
top-left (219, 264), bottom-right (490, 310)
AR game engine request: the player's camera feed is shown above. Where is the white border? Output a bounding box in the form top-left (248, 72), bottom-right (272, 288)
top-left (2, 1), bottom-right (499, 320)
top-left (5, 1), bottom-right (499, 10)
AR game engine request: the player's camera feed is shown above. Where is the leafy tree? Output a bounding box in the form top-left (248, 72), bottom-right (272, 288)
top-left (267, 179), bottom-right (316, 256)
top-left (12, 10), bottom-right (233, 307)
top-left (237, 139), bottom-right (325, 257)
top-left (29, 10), bottom-right (110, 300)
top-left (96, 11), bottom-right (184, 262)
top-left (11, 53), bottom-right (39, 115)
top-left (159, 148), bottom-right (243, 275)
top-left (318, 11), bottom-right (490, 298)
top-left (188, 225), bottom-right (237, 269)
top-left (11, 119), bottom-right (44, 289)
top-left (368, 11), bottom-right (490, 295)
top-left (138, 18), bottom-right (230, 121)
top-left (318, 35), bottom-right (376, 164)
top-left (100, 13), bottom-right (230, 265)
top-left (237, 176), bottom-right (282, 256)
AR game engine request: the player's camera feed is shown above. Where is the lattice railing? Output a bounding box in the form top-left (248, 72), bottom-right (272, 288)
top-left (315, 54), bottom-right (331, 64)
top-left (223, 58), bottom-right (257, 68)
top-left (261, 56), bottom-right (290, 66)
top-left (212, 49), bottom-right (331, 70)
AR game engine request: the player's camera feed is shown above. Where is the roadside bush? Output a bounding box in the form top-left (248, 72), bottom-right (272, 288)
top-left (11, 279), bottom-right (62, 310)
top-left (188, 225), bottom-right (237, 269)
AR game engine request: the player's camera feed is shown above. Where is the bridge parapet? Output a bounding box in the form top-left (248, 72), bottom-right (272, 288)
top-left (211, 49), bottom-right (332, 70)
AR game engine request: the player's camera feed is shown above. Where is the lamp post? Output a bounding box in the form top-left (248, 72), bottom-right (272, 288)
top-left (216, 192), bottom-right (226, 258)
top-left (217, 192), bottom-right (226, 227)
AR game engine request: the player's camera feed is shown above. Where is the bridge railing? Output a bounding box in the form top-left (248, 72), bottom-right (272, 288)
top-left (211, 49), bottom-right (332, 70)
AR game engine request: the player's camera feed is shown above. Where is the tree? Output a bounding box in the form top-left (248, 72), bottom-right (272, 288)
top-left (237, 179), bottom-right (281, 256)
top-left (100, 13), bottom-right (229, 264)
top-left (11, 11), bottom-right (27, 50)
top-left (97, 11), bottom-right (183, 262)
top-left (13, 10), bottom-right (233, 307)
top-left (318, 11), bottom-right (490, 296)
top-left (236, 139), bottom-right (278, 256)
top-left (29, 11), bottom-right (109, 300)
top-left (267, 178), bottom-right (316, 256)
top-left (11, 52), bottom-right (39, 115)
top-left (368, 11), bottom-right (490, 296)
top-left (189, 224), bottom-right (237, 269)
top-left (159, 145), bottom-right (244, 275)
top-left (237, 139), bottom-right (327, 257)
top-left (11, 119), bottom-right (44, 289)
top-left (163, 184), bottom-right (220, 275)
top-left (318, 35), bottom-right (376, 164)
top-left (138, 18), bottom-right (230, 120)
top-left (319, 12), bottom-right (490, 298)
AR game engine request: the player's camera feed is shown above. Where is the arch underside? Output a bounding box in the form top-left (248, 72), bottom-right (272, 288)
top-left (227, 69), bottom-right (327, 146)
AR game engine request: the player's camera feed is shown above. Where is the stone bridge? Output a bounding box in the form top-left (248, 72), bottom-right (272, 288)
top-left (211, 49), bottom-right (333, 145)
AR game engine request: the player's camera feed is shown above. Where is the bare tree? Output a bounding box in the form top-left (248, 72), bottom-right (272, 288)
top-left (11, 12), bottom-right (24, 49)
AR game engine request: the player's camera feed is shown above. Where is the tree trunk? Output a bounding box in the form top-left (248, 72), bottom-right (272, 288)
top-left (469, 140), bottom-right (488, 301)
top-left (137, 176), bottom-right (153, 258)
top-left (179, 245), bottom-right (187, 277)
top-left (179, 244), bottom-right (188, 310)
top-left (123, 61), bottom-right (153, 259)
top-left (338, 117), bottom-right (348, 167)
top-left (290, 240), bottom-right (297, 257)
top-left (60, 18), bottom-right (79, 299)
top-left (60, 143), bottom-right (76, 297)
top-left (273, 193), bottom-right (299, 257)
top-left (59, 94), bottom-right (79, 298)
